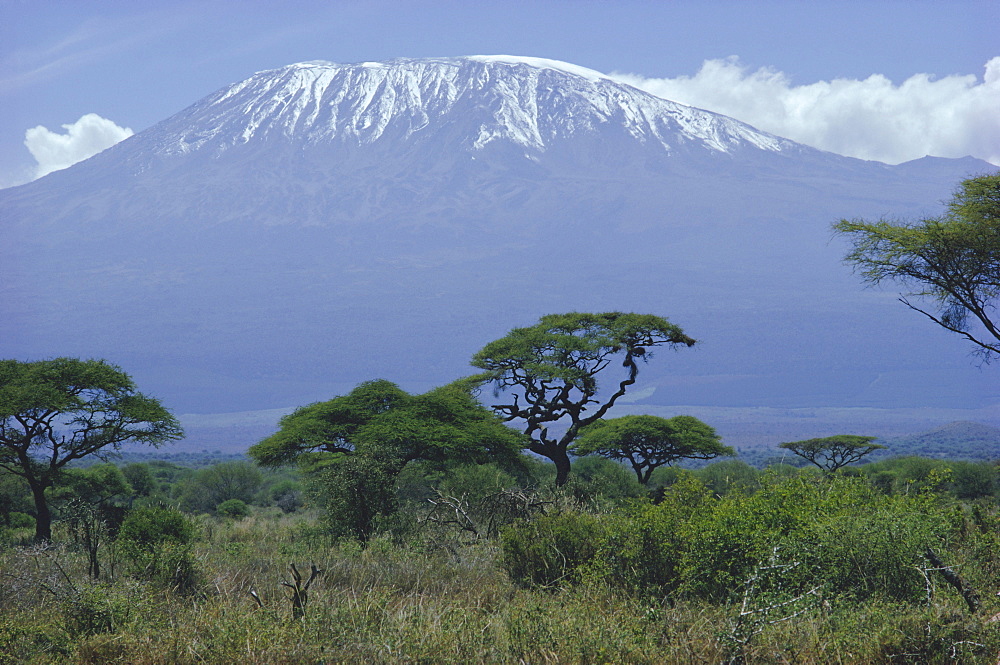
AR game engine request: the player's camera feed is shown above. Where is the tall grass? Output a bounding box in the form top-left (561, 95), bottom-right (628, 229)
top-left (1, 501), bottom-right (998, 664)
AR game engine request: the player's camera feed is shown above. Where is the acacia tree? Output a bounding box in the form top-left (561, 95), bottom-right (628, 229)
top-left (573, 414), bottom-right (734, 484)
top-left (834, 173), bottom-right (1000, 361)
top-left (778, 435), bottom-right (885, 474)
top-left (249, 379), bottom-right (523, 472)
top-left (470, 312), bottom-right (696, 486)
top-left (0, 358), bottom-right (182, 542)
top-left (249, 379), bottom-right (525, 540)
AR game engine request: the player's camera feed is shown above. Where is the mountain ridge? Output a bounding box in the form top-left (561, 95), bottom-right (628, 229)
top-left (138, 57), bottom-right (797, 161)
top-left (1, 56), bottom-right (997, 419)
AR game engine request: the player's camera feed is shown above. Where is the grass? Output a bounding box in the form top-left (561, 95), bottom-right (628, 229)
top-left (1, 506), bottom-right (998, 664)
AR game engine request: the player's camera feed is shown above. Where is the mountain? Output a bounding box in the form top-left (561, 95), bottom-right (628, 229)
top-left (881, 421), bottom-right (1000, 460)
top-left (2, 56), bottom-right (997, 423)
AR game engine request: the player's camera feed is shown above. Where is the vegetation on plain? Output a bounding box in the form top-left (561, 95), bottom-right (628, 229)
top-left (1, 175), bottom-right (999, 662)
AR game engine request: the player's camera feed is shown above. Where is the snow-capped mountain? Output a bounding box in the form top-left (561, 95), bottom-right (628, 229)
top-left (2, 56), bottom-right (996, 422)
top-left (145, 56), bottom-right (792, 157)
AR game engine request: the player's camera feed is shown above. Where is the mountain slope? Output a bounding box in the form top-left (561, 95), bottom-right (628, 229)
top-left (2, 56), bottom-right (996, 416)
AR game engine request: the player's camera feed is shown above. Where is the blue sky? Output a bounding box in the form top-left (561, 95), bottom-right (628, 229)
top-left (2, 0), bottom-right (998, 187)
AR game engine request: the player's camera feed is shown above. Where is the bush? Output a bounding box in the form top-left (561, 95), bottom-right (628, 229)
top-left (268, 479), bottom-right (304, 513)
top-left (948, 461), bottom-right (997, 499)
top-left (216, 499), bottom-right (250, 519)
top-left (311, 456), bottom-right (398, 542)
top-left (116, 507), bottom-right (199, 592)
top-left (500, 511), bottom-right (604, 588)
top-left (179, 461), bottom-right (263, 513)
top-left (8, 512), bottom-right (33, 530)
top-left (696, 459), bottom-right (761, 496)
top-left (595, 473), bottom-right (710, 594)
top-left (500, 474), bottom-right (957, 605)
top-left (566, 456), bottom-right (645, 505)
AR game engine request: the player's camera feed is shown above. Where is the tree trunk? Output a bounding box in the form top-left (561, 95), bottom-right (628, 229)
top-left (29, 481), bottom-right (52, 543)
top-left (553, 449), bottom-right (572, 486)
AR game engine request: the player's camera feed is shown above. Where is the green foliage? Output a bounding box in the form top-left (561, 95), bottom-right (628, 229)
top-left (948, 461), bottom-right (998, 499)
top-left (179, 460), bottom-right (262, 513)
top-left (121, 463), bottom-right (156, 497)
top-left (574, 414), bottom-right (733, 484)
top-left (310, 455), bottom-right (398, 542)
top-left (434, 463), bottom-right (517, 504)
top-left (64, 584), bottom-right (132, 638)
top-left (471, 311), bottom-right (696, 485)
top-left (499, 474), bottom-right (957, 606)
top-left (565, 456), bottom-right (645, 505)
top-left (117, 506), bottom-right (194, 551)
top-left (595, 473), bottom-right (711, 594)
top-left (250, 379), bottom-right (523, 474)
top-left (117, 506), bottom-right (198, 591)
top-left (52, 464), bottom-right (133, 509)
top-left (695, 459), bottom-right (762, 496)
top-left (268, 478), bottom-right (304, 513)
top-left (0, 469), bottom-right (31, 527)
top-left (0, 489), bottom-right (997, 664)
top-left (834, 172), bottom-right (1000, 359)
top-left (250, 379), bottom-right (524, 542)
top-left (0, 358), bottom-right (181, 541)
top-left (216, 499), bottom-right (250, 519)
top-left (500, 511), bottom-right (605, 587)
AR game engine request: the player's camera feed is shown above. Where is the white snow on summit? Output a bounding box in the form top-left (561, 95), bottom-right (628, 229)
top-left (147, 56), bottom-right (794, 159)
top-left (465, 55), bottom-right (611, 82)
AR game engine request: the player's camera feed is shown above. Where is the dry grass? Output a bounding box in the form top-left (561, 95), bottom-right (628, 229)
top-left (1, 510), bottom-right (998, 664)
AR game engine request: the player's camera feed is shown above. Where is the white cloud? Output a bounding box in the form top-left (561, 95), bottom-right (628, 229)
top-left (613, 57), bottom-right (1000, 166)
top-left (25, 113), bottom-right (133, 179)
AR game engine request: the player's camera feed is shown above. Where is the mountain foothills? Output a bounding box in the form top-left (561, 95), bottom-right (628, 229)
top-left (2, 56), bottom-right (997, 418)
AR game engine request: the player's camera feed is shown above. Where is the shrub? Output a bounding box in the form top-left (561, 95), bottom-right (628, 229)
top-left (948, 461), bottom-right (997, 499)
top-left (595, 473), bottom-right (710, 594)
top-left (216, 499), bottom-right (250, 519)
top-left (696, 459), bottom-right (761, 496)
top-left (269, 479), bottom-right (304, 513)
top-left (500, 511), bottom-right (604, 587)
top-left (116, 506), bottom-right (199, 592)
top-left (311, 455), bottom-right (398, 542)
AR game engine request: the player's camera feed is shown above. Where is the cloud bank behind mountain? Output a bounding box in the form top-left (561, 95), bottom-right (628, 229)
top-left (613, 57), bottom-right (1000, 166)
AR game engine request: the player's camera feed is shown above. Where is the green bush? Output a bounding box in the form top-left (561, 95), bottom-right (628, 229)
top-left (8, 512), bottom-right (33, 529)
top-left (216, 498), bottom-right (250, 519)
top-left (64, 585), bottom-right (130, 638)
top-left (116, 506), bottom-right (199, 592)
top-left (695, 459), bottom-right (761, 496)
top-left (565, 456), bottom-right (645, 505)
top-left (312, 455), bottom-right (398, 542)
top-left (500, 474), bottom-right (957, 605)
top-left (595, 473), bottom-right (710, 594)
top-left (948, 461), bottom-right (997, 499)
top-left (500, 511), bottom-right (604, 587)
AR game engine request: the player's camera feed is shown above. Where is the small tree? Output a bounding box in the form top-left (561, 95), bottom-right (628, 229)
top-left (0, 358), bottom-right (182, 542)
top-left (778, 435), bottom-right (884, 474)
top-left (470, 312), bottom-right (696, 485)
top-left (834, 173), bottom-right (1000, 361)
top-left (574, 414), bottom-right (734, 484)
top-left (54, 464), bottom-right (133, 579)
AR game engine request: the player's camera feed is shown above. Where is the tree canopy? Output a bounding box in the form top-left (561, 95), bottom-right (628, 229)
top-left (573, 414), bottom-right (734, 484)
top-left (470, 312), bottom-right (696, 485)
top-left (0, 358), bottom-right (182, 541)
top-left (834, 173), bottom-right (1000, 361)
top-left (249, 378), bottom-right (525, 541)
top-left (778, 435), bottom-right (885, 474)
top-left (248, 379), bottom-right (524, 473)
